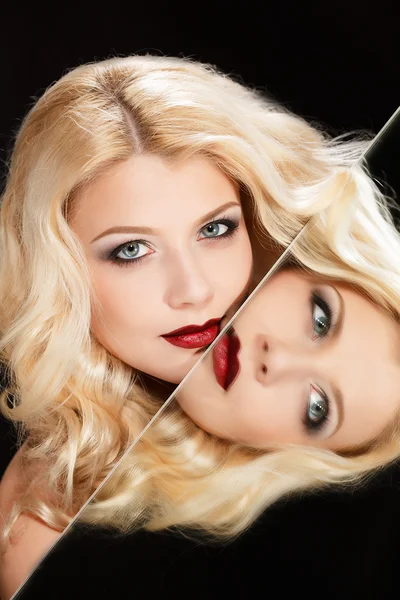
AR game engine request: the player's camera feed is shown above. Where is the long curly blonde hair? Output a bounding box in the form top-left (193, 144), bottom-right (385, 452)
top-left (1, 55), bottom-right (399, 546)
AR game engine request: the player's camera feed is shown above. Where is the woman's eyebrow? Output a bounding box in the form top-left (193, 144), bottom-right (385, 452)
top-left (329, 381), bottom-right (345, 437)
top-left (91, 224), bottom-right (157, 242)
top-left (90, 201), bottom-right (241, 244)
top-left (331, 288), bottom-right (345, 341)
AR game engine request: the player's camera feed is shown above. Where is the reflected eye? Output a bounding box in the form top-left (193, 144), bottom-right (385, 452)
top-left (198, 218), bottom-right (238, 240)
top-left (305, 386), bottom-right (330, 432)
top-left (312, 294), bottom-right (332, 339)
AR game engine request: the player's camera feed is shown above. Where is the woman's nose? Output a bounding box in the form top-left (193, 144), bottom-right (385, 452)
top-left (164, 252), bottom-right (214, 310)
top-left (256, 334), bottom-right (310, 384)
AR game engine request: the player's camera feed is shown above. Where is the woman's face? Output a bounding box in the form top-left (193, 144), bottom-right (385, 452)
top-left (70, 154), bottom-right (253, 383)
top-left (177, 269), bottom-right (400, 451)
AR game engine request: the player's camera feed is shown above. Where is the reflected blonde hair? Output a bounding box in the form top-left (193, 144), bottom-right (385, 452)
top-left (1, 54), bottom-right (399, 545)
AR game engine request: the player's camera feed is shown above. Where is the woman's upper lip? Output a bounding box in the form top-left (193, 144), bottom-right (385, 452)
top-left (162, 318), bottom-right (221, 337)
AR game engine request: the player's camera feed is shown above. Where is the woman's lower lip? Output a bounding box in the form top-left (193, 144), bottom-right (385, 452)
top-left (162, 324), bottom-right (220, 349)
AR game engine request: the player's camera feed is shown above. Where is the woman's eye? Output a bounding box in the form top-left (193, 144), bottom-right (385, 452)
top-left (312, 294), bottom-right (332, 339)
top-left (306, 386), bottom-right (330, 432)
top-left (199, 222), bottom-right (229, 238)
top-left (110, 241), bottom-right (153, 265)
top-left (198, 218), bottom-right (239, 241)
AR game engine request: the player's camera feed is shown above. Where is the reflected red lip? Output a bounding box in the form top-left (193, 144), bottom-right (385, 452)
top-left (212, 327), bottom-right (241, 391)
top-left (162, 319), bottom-right (221, 349)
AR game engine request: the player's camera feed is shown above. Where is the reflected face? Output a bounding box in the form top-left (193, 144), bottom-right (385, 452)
top-left (70, 154), bottom-right (253, 383)
top-left (177, 269), bottom-right (400, 451)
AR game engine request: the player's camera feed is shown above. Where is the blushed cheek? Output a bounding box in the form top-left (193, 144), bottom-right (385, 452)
top-left (91, 270), bottom-right (152, 326)
top-left (90, 287), bottom-right (135, 349)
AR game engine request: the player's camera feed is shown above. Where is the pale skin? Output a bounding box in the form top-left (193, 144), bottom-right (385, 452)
top-left (70, 154), bottom-right (254, 384)
top-left (177, 269), bottom-right (400, 451)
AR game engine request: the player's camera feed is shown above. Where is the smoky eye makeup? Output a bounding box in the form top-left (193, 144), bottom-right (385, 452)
top-left (198, 203), bottom-right (243, 232)
top-left (96, 207), bottom-right (243, 267)
top-left (95, 238), bottom-right (154, 264)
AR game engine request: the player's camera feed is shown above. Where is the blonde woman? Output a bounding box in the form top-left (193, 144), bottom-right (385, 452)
top-left (0, 54), bottom-right (395, 597)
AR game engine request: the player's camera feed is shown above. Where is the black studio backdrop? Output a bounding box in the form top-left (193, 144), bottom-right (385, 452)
top-left (0, 3), bottom-right (399, 599)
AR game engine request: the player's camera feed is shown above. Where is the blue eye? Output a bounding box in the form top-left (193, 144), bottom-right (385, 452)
top-left (109, 240), bottom-right (153, 267)
top-left (305, 386), bottom-right (330, 433)
top-left (312, 293), bottom-right (332, 339)
top-left (198, 218), bottom-right (239, 240)
top-left (201, 222), bottom-right (228, 237)
top-left (119, 242), bottom-right (140, 259)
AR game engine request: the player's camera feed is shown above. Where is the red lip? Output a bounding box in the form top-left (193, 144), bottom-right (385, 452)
top-left (162, 318), bottom-right (221, 349)
top-left (212, 327), bottom-right (241, 391)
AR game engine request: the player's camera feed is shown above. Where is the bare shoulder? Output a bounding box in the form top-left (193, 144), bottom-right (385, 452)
top-left (0, 448), bottom-right (62, 600)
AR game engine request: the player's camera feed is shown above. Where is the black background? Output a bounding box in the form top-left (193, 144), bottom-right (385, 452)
top-left (1, 2), bottom-right (399, 599)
